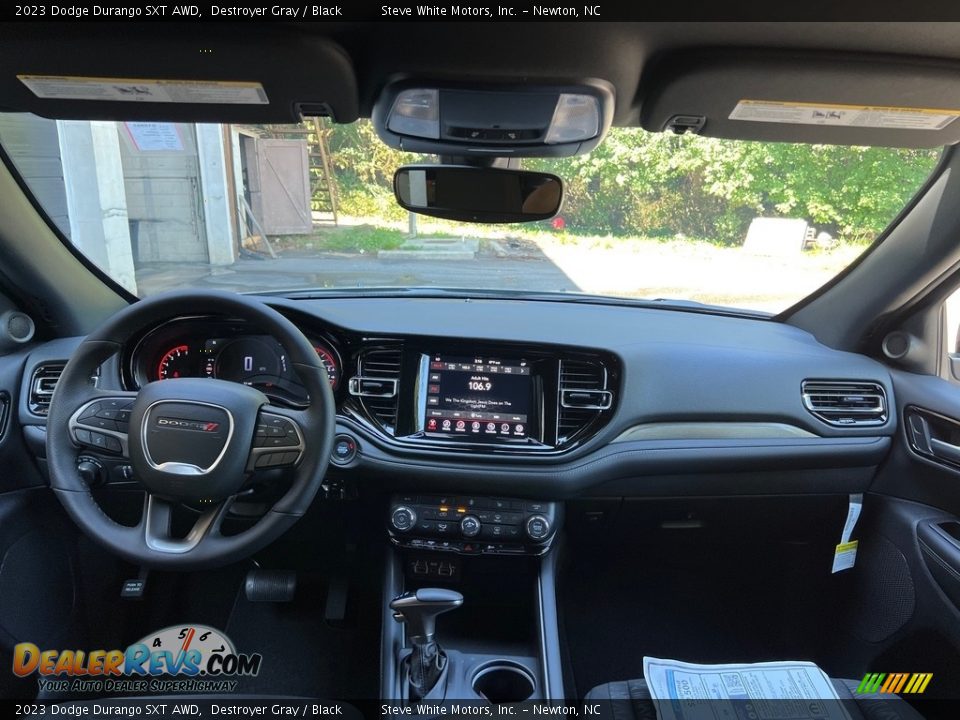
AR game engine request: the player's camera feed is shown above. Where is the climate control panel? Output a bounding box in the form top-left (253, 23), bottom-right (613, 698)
top-left (387, 494), bottom-right (560, 555)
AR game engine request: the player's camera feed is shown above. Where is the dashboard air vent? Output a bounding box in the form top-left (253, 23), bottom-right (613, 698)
top-left (801, 380), bottom-right (887, 426)
top-left (557, 359), bottom-right (612, 443)
top-left (351, 347), bottom-right (402, 434)
top-left (29, 362), bottom-right (66, 416)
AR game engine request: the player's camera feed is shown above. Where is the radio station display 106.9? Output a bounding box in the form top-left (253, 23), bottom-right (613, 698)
top-left (423, 355), bottom-right (531, 440)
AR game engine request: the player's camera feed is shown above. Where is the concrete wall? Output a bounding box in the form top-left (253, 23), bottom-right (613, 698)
top-left (0, 114), bottom-right (71, 237)
top-left (118, 122), bottom-right (209, 264)
top-left (57, 121), bottom-right (138, 294)
top-left (0, 117), bottom-right (238, 293)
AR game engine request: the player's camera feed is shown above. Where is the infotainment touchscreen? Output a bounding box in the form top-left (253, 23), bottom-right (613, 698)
top-left (422, 355), bottom-right (531, 440)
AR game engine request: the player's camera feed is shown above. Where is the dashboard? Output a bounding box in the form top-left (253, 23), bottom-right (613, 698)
top-left (121, 314), bottom-right (621, 455)
top-left (20, 295), bottom-right (901, 499)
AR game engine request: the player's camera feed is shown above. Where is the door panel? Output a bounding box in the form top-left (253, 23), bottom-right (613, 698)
top-left (853, 369), bottom-right (960, 699)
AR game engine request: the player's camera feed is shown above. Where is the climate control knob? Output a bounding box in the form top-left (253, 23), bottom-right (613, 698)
top-left (390, 506), bottom-right (417, 532)
top-left (460, 515), bottom-right (481, 538)
top-left (525, 514), bottom-right (551, 541)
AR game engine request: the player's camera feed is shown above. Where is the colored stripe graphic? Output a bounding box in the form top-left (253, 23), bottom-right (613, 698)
top-left (880, 673), bottom-right (901, 693)
top-left (856, 673), bottom-right (883, 693)
top-left (904, 673), bottom-right (933, 694)
top-left (857, 672), bottom-right (932, 694)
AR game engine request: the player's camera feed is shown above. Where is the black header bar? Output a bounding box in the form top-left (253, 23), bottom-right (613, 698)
top-left (5, 1), bottom-right (960, 22)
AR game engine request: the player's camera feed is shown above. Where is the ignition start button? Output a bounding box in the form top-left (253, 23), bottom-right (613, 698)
top-left (331, 434), bottom-right (358, 465)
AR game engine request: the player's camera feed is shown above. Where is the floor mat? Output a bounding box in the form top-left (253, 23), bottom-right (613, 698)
top-left (559, 539), bottom-right (832, 696)
top-left (223, 569), bottom-right (381, 699)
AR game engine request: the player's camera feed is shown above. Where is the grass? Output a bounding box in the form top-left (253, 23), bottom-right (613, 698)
top-left (273, 225), bottom-right (407, 253)
top-left (270, 215), bottom-right (869, 263)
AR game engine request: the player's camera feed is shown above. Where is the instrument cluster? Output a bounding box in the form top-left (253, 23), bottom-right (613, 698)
top-left (128, 317), bottom-right (342, 407)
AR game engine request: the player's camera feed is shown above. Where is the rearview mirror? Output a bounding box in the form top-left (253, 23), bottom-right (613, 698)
top-left (394, 165), bottom-right (563, 223)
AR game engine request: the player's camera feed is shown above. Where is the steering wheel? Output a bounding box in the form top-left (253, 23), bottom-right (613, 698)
top-left (45, 290), bottom-right (335, 570)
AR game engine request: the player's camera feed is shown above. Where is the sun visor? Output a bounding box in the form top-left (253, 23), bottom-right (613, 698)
top-left (0, 30), bottom-right (358, 123)
top-left (641, 51), bottom-right (960, 148)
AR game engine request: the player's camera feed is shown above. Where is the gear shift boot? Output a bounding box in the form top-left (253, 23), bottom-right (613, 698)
top-left (391, 588), bottom-right (464, 700)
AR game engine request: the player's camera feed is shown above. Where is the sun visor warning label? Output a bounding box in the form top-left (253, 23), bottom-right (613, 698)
top-left (729, 100), bottom-right (958, 130)
top-left (17, 75), bottom-right (269, 105)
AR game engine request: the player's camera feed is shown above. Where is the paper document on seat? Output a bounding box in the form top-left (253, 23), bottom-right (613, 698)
top-left (643, 657), bottom-right (851, 720)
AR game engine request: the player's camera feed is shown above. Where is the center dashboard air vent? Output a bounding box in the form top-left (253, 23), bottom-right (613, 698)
top-left (557, 359), bottom-right (613, 443)
top-left (29, 362), bottom-right (66, 416)
top-left (801, 380), bottom-right (887, 427)
top-left (350, 346), bottom-right (402, 434)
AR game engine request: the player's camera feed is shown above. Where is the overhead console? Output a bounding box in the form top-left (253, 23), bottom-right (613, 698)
top-left (345, 339), bottom-right (619, 455)
top-left (372, 79), bottom-right (615, 157)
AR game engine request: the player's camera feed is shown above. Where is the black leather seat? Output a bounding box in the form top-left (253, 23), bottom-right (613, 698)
top-left (585, 677), bottom-right (926, 720)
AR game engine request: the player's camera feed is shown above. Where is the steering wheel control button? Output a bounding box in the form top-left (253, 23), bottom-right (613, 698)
top-left (391, 505), bottom-right (417, 532)
top-left (78, 402), bottom-right (100, 419)
top-left (331, 434), bottom-right (358, 465)
top-left (460, 515), bottom-right (481, 538)
top-left (255, 415), bottom-right (302, 449)
top-left (526, 514), bottom-right (551, 541)
top-left (255, 453), bottom-right (277, 468)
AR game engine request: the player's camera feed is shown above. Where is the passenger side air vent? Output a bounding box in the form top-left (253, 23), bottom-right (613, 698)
top-left (350, 346), bottom-right (402, 434)
top-left (801, 380), bottom-right (887, 426)
top-left (29, 362), bottom-right (66, 416)
top-left (557, 359), bottom-right (612, 443)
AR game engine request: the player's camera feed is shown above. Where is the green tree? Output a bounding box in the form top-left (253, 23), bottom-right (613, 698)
top-left (325, 120), bottom-right (941, 244)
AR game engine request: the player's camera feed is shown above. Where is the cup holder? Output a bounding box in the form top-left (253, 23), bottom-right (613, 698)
top-left (471, 662), bottom-right (535, 704)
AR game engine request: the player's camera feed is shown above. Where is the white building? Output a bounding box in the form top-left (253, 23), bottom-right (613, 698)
top-left (0, 115), bottom-right (313, 294)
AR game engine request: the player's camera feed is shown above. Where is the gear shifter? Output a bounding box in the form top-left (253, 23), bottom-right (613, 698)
top-left (390, 588), bottom-right (464, 700)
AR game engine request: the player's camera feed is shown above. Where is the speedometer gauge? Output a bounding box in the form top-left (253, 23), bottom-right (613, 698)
top-left (313, 342), bottom-right (340, 389)
top-left (157, 345), bottom-right (191, 380)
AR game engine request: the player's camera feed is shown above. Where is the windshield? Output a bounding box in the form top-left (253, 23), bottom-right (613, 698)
top-left (0, 114), bottom-right (941, 313)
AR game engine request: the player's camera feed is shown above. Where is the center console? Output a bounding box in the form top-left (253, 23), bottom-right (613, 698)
top-left (362, 342), bottom-right (605, 706)
top-left (381, 493), bottom-right (566, 706)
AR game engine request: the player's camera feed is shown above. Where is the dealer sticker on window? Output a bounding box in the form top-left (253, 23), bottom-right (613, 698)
top-left (17, 75), bottom-right (269, 105)
top-left (730, 99), bottom-right (958, 130)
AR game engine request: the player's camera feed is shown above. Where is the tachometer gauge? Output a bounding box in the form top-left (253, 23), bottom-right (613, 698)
top-left (313, 342), bottom-right (340, 389)
top-left (156, 345), bottom-right (192, 380)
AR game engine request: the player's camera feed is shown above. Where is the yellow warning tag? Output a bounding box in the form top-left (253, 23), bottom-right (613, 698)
top-left (832, 540), bottom-right (859, 573)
